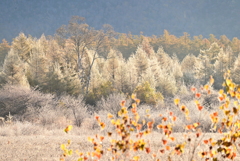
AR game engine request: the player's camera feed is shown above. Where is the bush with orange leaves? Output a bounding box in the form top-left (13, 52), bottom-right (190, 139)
top-left (60, 71), bottom-right (240, 161)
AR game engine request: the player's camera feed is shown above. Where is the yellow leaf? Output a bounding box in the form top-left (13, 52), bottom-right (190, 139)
top-left (68, 149), bottom-right (73, 155)
top-left (67, 140), bottom-right (71, 145)
top-left (61, 144), bottom-right (66, 150)
top-left (204, 85), bottom-right (209, 90)
top-left (108, 113), bottom-right (114, 119)
top-left (132, 94), bottom-right (136, 99)
top-left (174, 98), bottom-right (180, 106)
top-left (210, 76), bottom-right (214, 85)
top-left (64, 125), bottom-right (73, 133)
top-left (133, 156), bottom-right (140, 161)
top-left (219, 89), bottom-right (224, 95)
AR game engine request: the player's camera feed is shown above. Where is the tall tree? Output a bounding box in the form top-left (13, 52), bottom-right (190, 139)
top-left (12, 33), bottom-right (32, 62)
top-left (26, 39), bottom-right (49, 87)
top-left (0, 39), bottom-right (10, 65)
top-left (56, 16), bottom-right (115, 96)
top-left (1, 49), bottom-right (29, 87)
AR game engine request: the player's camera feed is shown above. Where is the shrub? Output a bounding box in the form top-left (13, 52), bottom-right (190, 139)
top-left (134, 81), bottom-right (163, 105)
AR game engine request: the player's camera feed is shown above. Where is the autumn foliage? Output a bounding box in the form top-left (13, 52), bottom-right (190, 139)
top-left (61, 74), bottom-right (240, 160)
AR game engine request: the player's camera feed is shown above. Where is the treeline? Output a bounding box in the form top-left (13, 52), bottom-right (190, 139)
top-left (0, 16), bottom-right (240, 105)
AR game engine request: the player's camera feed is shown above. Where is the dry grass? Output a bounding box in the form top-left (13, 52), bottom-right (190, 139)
top-left (0, 130), bottom-right (239, 161)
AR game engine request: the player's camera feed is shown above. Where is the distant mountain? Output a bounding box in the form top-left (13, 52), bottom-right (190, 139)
top-left (1, 0), bottom-right (240, 42)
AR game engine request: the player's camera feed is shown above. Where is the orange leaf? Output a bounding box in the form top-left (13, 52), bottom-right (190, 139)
top-left (180, 105), bottom-right (186, 112)
top-left (197, 104), bottom-right (203, 111)
top-left (166, 146), bottom-right (171, 150)
top-left (186, 125), bottom-right (193, 130)
top-left (172, 116), bottom-right (177, 121)
top-left (99, 122), bottom-right (105, 130)
top-left (100, 136), bottom-right (104, 142)
top-left (191, 87), bottom-right (197, 92)
top-left (195, 93), bottom-right (201, 98)
top-left (146, 147), bottom-right (151, 154)
top-left (108, 113), bottom-right (114, 119)
top-left (203, 140), bottom-right (209, 144)
top-left (147, 121), bottom-right (154, 129)
top-left (162, 117), bottom-right (168, 122)
top-left (162, 139), bottom-right (168, 145)
top-left (218, 96), bottom-right (225, 101)
top-left (137, 124), bottom-right (142, 131)
top-left (157, 124), bottom-right (163, 129)
top-left (213, 112), bottom-right (218, 117)
top-left (159, 149), bottom-right (165, 153)
top-left (135, 99), bottom-right (141, 104)
top-left (152, 153), bottom-right (157, 158)
top-left (169, 111), bottom-right (173, 116)
top-left (95, 116), bottom-right (100, 121)
top-left (120, 100), bottom-right (126, 107)
top-left (196, 132), bottom-right (201, 138)
top-left (169, 137), bottom-right (175, 141)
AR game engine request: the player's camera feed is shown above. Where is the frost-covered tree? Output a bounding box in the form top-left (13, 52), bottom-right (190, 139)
top-left (12, 32), bottom-right (32, 62)
top-left (133, 44), bottom-right (149, 83)
top-left (232, 55), bottom-right (240, 84)
top-left (1, 49), bottom-right (29, 87)
top-left (181, 54), bottom-right (198, 85)
top-left (103, 49), bottom-right (121, 88)
top-left (27, 39), bottom-right (49, 87)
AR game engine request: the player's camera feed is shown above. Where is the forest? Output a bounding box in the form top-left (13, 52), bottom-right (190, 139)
top-left (0, 16), bottom-right (240, 107)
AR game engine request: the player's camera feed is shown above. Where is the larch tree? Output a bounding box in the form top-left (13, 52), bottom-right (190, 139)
top-left (181, 54), bottom-right (198, 85)
top-left (12, 32), bottom-right (32, 63)
top-left (125, 56), bottom-right (138, 93)
top-left (117, 58), bottom-right (129, 93)
top-left (232, 55), bottom-right (240, 84)
top-left (133, 44), bottom-right (149, 83)
top-left (103, 49), bottom-right (122, 90)
top-left (0, 39), bottom-right (10, 65)
top-left (197, 43), bottom-right (221, 84)
top-left (1, 49), bottom-right (29, 88)
top-left (27, 39), bottom-right (49, 87)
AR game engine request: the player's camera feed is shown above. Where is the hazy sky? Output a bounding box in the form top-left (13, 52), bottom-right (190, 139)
top-left (1, 0), bottom-right (240, 42)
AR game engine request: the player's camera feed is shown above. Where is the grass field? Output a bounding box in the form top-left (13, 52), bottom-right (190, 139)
top-left (0, 128), bottom-right (239, 161)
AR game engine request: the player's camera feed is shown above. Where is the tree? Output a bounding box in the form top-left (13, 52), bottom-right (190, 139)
top-left (26, 39), bottom-right (49, 87)
top-left (1, 49), bottom-right (29, 87)
top-left (133, 44), bottom-right (149, 83)
top-left (181, 54), bottom-right (198, 85)
top-left (0, 39), bottom-right (10, 65)
top-left (56, 16), bottom-right (115, 96)
top-left (232, 55), bottom-right (240, 84)
top-left (12, 33), bottom-right (32, 62)
top-left (41, 62), bottom-right (65, 95)
top-left (103, 49), bottom-right (122, 89)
